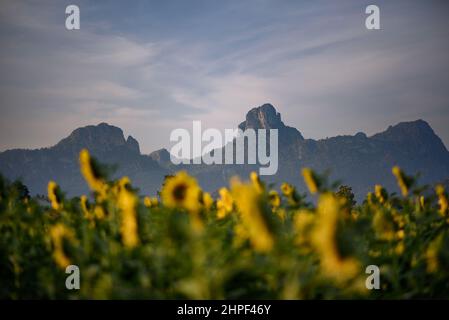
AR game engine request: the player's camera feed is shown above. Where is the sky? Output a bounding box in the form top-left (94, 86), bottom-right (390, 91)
top-left (0, 0), bottom-right (449, 154)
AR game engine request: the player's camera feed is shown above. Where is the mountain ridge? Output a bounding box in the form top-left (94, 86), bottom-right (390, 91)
top-left (1, 103), bottom-right (448, 200)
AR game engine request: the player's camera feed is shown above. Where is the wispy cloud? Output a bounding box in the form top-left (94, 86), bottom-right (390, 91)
top-left (1, 0), bottom-right (448, 153)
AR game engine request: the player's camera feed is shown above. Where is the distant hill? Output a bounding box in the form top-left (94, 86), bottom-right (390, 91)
top-left (1, 104), bottom-right (449, 200)
top-left (0, 123), bottom-right (169, 197)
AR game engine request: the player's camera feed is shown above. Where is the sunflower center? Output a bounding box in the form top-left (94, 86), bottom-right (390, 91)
top-left (173, 183), bottom-right (188, 202)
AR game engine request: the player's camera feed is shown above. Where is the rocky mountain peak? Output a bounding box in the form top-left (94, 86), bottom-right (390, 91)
top-left (53, 123), bottom-right (140, 155)
top-left (372, 119), bottom-right (447, 151)
top-left (238, 103), bottom-right (285, 130)
top-left (238, 103), bottom-right (304, 142)
top-left (126, 135), bottom-right (140, 154)
top-left (149, 148), bottom-right (171, 164)
top-left (374, 119), bottom-right (432, 138)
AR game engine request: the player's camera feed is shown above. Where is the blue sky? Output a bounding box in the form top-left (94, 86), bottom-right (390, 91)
top-left (1, 0), bottom-right (449, 153)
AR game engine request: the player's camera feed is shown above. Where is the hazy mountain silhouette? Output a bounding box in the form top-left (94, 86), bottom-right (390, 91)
top-left (0, 123), bottom-right (168, 197)
top-left (1, 104), bottom-right (448, 200)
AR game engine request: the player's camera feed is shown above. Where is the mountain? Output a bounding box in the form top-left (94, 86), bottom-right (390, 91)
top-left (238, 103), bottom-right (303, 143)
top-left (0, 123), bottom-right (169, 197)
top-left (153, 103), bottom-right (449, 200)
top-left (1, 104), bottom-right (448, 200)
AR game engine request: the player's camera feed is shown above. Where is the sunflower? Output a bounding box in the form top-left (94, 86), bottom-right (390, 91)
top-left (374, 184), bottom-right (387, 204)
top-left (50, 223), bottom-right (76, 269)
top-left (311, 193), bottom-right (359, 282)
top-left (250, 171), bottom-right (264, 194)
top-left (79, 149), bottom-right (107, 198)
top-left (392, 166), bottom-right (409, 197)
top-left (280, 183), bottom-right (294, 197)
top-left (94, 205), bottom-right (105, 219)
top-left (301, 168), bottom-right (318, 194)
top-left (366, 192), bottom-right (374, 205)
top-left (231, 179), bottom-right (273, 252)
top-left (161, 171), bottom-right (201, 213)
top-left (80, 195), bottom-right (89, 217)
top-left (201, 192), bottom-right (214, 211)
top-left (144, 196), bottom-right (159, 208)
top-left (117, 177), bottom-right (139, 248)
top-left (435, 184), bottom-right (448, 216)
top-left (47, 181), bottom-right (62, 210)
top-left (268, 190), bottom-right (281, 209)
top-left (216, 187), bottom-right (233, 219)
top-left (80, 195), bottom-right (94, 220)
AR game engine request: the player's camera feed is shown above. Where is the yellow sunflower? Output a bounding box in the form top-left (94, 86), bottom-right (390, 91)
top-left (435, 184), bottom-right (448, 216)
top-left (201, 192), bottom-right (214, 211)
top-left (392, 166), bottom-right (409, 197)
top-left (217, 187), bottom-right (233, 219)
top-left (50, 223), bottom-right (77, 269)
top-left (79, 149), bottom-right (107, 198)
top-left (250, 171), bottom-right (264, 194)
top-left (161, 171), bottom-right (201, 213)
top-left (311, 193), bottom-right (360, 282)
top-left (117, 177), bottom-right (139, 248)
top-left (280, 183), bottom-right (294, 197)
top-left (231, 179), bottom-right (274, 253)
top-left (301, 168), bottom-right (318, 194)
top-left (144, 196), bottom-right (159, 208)
top-left (268, 190), bottom-right (281, 209)
top-left (374, 184), bottom-right (387, 204)
top-left (47, 181), bottom-right (62, 210)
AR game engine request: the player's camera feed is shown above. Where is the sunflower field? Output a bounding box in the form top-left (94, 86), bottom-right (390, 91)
top-left (1, 149), bottom-right (449, 299)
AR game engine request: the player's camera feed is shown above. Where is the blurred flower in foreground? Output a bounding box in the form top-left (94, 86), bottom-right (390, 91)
top-left (435, 185), bottom-right (448, 217)
top-left (374, 185), bottom-right (387, 204)
top-left (268, 190), bottom-right (281, 209)
top-left (231, 178), bottom-right (273, 253)
top-left (117, 177), bottom-right (139, 248)
top-left (161, 171), bottom-right (201, 213)
top-left (250, 171), bottom-right (264, 194)
top-left (281, 182), bottom-right (300, 206)
top-left (50, 223), bottom-right (76, 269)
top-left (79, 149), bottom-right (107, 199)
top-left (161, 171), bottom-right (203, 232)
top-left (80, 195), bottom-right (90, 219)
top-left (301, 168), bottom-right (318, 194)
top-left (80, 195), bottom-right (97, 227)
top-left (201, 192), bottom-right (214, 211)
top-left (312, 194), bottom-right (359, 282)
top-left (144, 196), bottom-right (159, 208)
top-left (216, 187), bottom-right (233, 219)
top-left (280, 183), bottom-right (294, 197)
top-left (392, 166), bottom-right (410, 197)
top-left (47, 181), bottom-right (62, 210)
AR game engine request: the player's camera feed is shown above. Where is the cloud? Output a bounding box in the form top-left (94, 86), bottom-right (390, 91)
top-left (0, 0), bottom-right (448, 154)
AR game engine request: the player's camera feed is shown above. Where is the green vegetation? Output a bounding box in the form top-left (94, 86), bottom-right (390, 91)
top-left (1, 149), bottom-right (448, 299)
